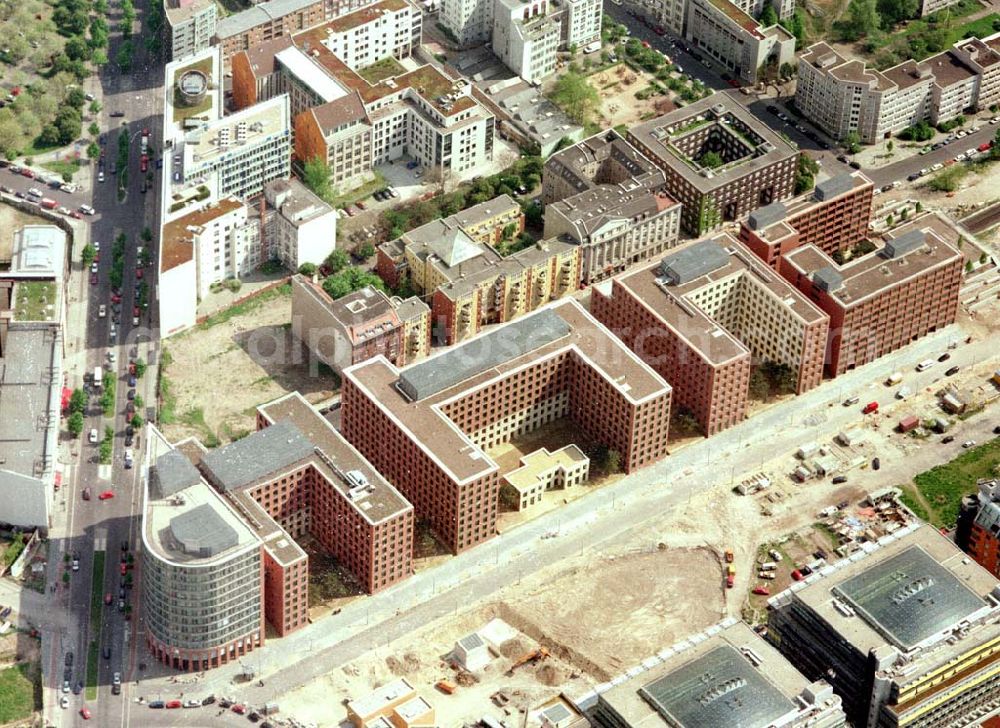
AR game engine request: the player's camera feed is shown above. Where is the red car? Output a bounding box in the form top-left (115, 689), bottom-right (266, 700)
top-left (80, 707), bottom-right (91, 720)
top-left (166, 700), bottom-right (182, 709)
top-left (641, 40), bottom-right (651, 48)
top-left (231, 704), bottom-right (246, 715)
top-left (90, 273), bottom-right (98, 285)
top-left (654, 25), bottom-right (665, 34)
top-left (752, 585), bottom-right (770, 596)
top-left (727, 79), bottom-right (740, 88)
top-left (120, 563), bottom-right (127, 576)
top-left (69, 210), bottom-right (83, 219)
top-left (20, 168), bottom-right (34, 178)
top-left (104, 593), bottom-right (112, 605)
top-left (136, 268), bottom-right (143, 279)
top-left (791, 569), bottom-right (804, 581)
top-left (111, 293), bottom-right (121, 304)
top-left (98, 490), bottom-right (115, 500)
top-left (355, 200), bottom-right (366, 210)
top-left (133, 306), bottom-right (140, 317)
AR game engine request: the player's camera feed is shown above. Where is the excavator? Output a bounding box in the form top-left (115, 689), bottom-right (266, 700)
top-left (505, 647), bottom-right (550, 676)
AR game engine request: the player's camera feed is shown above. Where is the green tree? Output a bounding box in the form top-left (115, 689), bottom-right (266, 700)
top-left (759, 3), bottom-right (778, 26)
top-left (887, 140), bottom-right (894, 153)
top-left (134, 358), bottom-right (147, 379)
top-left (749, 368), bottom-right (770, 400)
top-left (357, 242), bottom-right (375, 259)
top-left (700, 151), bottom-right (723, 169)
top-left (88, 100), bottom-right (102, 115)
top-left (87, 142), bottom-right (100, 159)
top-left (38, 124), bottom-right (61, 147)
top-left (991, 128), bottom-right (1000, 159)
top-left (302, 156), bottom-right (334, 202)
top-left (844, 131), bottom-right (862, 154)
top-left (69, 388), bottom-right (87, 415)
top-left (322, 267), bottom-right (385, 300)
top-left (68, 411), bottom-right (84, 437)
top-left (298, 262), bottom-right (317, 276)
top-left (116, 41), bottom-right (133, 72)
top-left (141, 226), bottom-right (152, 243)
top-left (549, 72), bottom-right (600, 125)
top-left (842, 0), bottom-right (881, 40)
top-left (81, 243), bottom-right (96, 266)
top-left (130, 414), bottom-right (143, 429)
top-left (324, 249), bottom-right (350, 274)
top-left (877, 0), bottom-right (919, 25)
top-left (134, 395), bottom-right (144, 411)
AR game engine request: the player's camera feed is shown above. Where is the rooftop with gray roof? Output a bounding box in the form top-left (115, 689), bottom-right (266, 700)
top-left (200, 419), bottom-right (316, 492)
top-left (152, 449), bottom-right (203, 498)
top-left (215, 0), bottom-right (318, 38)
top-left (169, 503), bottom-right (240, 558)
top-left (345, 299), bottom-right (670, 484)
top-left (0, 324), bottom-right (61, 528)
top-left (596, 619), bottom-right (844, 727)
top-left (399, 310), bottom-right (571, 401)
top-left (768, 524), bottom-right (1000, 661)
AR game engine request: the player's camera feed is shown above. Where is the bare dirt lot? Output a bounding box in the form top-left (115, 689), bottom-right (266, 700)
top-left (592, 65), bottom-right (673, 129)
top-left (493, 546), bottom-right (724, 680)
top-left (0, 204), bottom-right (49, 262)
top-left (159, 286), bottom-right (337, 446)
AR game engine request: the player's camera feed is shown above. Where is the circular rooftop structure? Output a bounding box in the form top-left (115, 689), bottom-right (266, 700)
top-left (176, 69), bottom-right (209, 107)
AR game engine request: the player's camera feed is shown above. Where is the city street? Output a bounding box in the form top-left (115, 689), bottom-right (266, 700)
top-left (122, 323), bottom-right (999, 725)
top-left (24, 0), bottom-right (168, 724)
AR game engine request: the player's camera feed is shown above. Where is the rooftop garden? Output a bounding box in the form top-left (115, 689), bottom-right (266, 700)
top-left (358, 56), bottom-right (406, 85)
top-left (14, 281), bottom-right (57, 321)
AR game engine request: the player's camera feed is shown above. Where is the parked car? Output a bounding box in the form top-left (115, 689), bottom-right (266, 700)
top-left (98, 490), bottom-right (115, 500)
top-left (82, 487), bottom-right (91, 500)
top-left (872, 457), bottom-right (881, 470)
top-left (963, 440), bottom-right (977, 448)
top-left (946, 366), bottom-right (960, 376)
top-left (148, 701), bottom-right (165, 709)
top-left (832, 475), bottom-right (848, 484)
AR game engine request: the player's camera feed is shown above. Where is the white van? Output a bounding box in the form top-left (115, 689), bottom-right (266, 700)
top-left (916, 359), bottom-right (935, 372)
top-left (124, 449), bottom-right (134, 469)
top-left (78, 204), bottom-right (95, 215)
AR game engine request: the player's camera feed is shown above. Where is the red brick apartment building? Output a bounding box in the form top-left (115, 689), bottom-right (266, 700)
top-left (341, 299), bottom-right (672, 553)
top-left (739, 172), bottom-right (874, 268)
top-left (591, 236), bottom-right (828, 437)
top-left (192, 393), bottom-right (414, 634)
top-left (957, 479), bottom-right (1000, 578)
top-left (778, 223), bottom-right (963, 376)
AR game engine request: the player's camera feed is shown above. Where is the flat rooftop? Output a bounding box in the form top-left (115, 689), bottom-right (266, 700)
top-left (344, 299), bottom-right (671, 484)
top-left (164, 0), bottom-right (215, 24)
top-left (10, 226), bottom-right (66, 280)
top-left (504, 445), bottom-right (588, 493)
top-left (782, 226), bottom-right (962, 307)
top-left (745, 172), bottom-right (873, 241)
top-left (349, 678), bottom-right (418, 718)
top-left (215, 0), bottom-right (318, 38)
top-left (184, 94), bottom-right (289, 168)
top-left (0, 324), bottom-right (60, 480)
top-left (160, 198), bottom-right (244, 273)
top-left (275, 46), bottom-right (350, 104)
top-left (145, 444), bottom-right (260, 566)
top-left (324, 0), bottom-right (409, 34)
top-left (610, 235), bottom-right (826, 367)
top-left (599, 620), bottom-right (836, 727)
top-left (628, 97), bottom-right (797, 192)
top-left (291, 21), bottom-right (478, 118)
top-left (257, 392), bottom-right (412, 524)
top-left (200, 419), bottom-right (316, 492)
top-left (770, 524), bottom-right (1000, 657)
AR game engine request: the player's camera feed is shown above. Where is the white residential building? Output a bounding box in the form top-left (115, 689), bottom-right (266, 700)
top-left (183, 94), bottom-right (292, 201)
top-left (560, 0), bottom-right (601, 48)
top-left (262, 178), bottom-right (338, 271)
top-left (684, 0), bottom-right (795, 84)
top-left (164, 0), bottom-right (218, 61)
top-left (320, 0), bottom-right (422, 72)
top-left (492, 0), bottom-right (560, 83)
top-left (442, 0), bottom-right (493, 46)
top-left (797, 42), bottom-right (984, 144)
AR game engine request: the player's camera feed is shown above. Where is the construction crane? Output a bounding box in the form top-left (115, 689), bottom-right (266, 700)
top-left (505, 647), bottom-right (550, 676)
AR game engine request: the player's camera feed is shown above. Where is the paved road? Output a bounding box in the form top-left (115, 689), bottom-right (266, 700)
top-left (34, 0), bottom-right (166, 723)
top-left (122, 323), bottom-right (999, 726)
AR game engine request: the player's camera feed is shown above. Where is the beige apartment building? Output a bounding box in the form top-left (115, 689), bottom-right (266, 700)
top-left (543, 130), bottom-right (681, 283)
top-left (797, 41), bottom-right (990, 143)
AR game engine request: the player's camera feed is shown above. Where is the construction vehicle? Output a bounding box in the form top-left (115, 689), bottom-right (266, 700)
top-left (505, 647), bottom-right (550, 676)
top-left (435, 680), bottom-right (456, 695)
top-left (726, 564), bottom-right (736, 588)
top-left (724, 548), bottom-right (734, 563)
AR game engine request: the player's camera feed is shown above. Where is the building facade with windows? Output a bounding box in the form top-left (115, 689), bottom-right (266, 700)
top-left (628, 98), bottom-right (799, 235)
top-left (957, 479), bottom-right (1000, 579)
top-left (164, 0), bottom-right (218, 60)
top-left (543, 130), bottom-right (681, 284)
top-left (739, 172), bottom-right (875, 267)
top-left (591, 236), bottom-right (829, 437)
top-left (341, 299), bottom-right (673, 554)
top-left (261, 178), bottom-right (338, 271)
top-left (684, 0), bottom-right (795, 85)
top-left (290, 276), bottom-right (431, 374)
top-left (313, 0), bottom-right (421, 72)
top-left (142, 428), bottom-right (266, 671)
top-left (183, 94), bottom-right (292, 201)
top-left (796, 41), bottom-right (987, 143)
top-left (777, 220), bottom-right (963, 376)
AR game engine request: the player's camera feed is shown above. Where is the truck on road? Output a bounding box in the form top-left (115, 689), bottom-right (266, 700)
top-left (40, 198), bottom-right (57, 209)
top-left (93, 366), bottom-right (103, 390)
